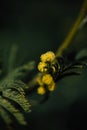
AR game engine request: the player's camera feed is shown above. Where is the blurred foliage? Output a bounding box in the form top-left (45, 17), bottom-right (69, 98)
top-left (0, 0), bottom-right (87, 130)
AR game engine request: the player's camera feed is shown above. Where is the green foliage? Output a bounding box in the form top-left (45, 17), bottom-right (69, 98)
top-left (56, 51), bottom-right (87, 81)
top-left (0, 41), bottom-right (87, 130)
top-left (0, 96), bottom-right (27, 125)
top-left (0, 46), bottom-right (35, 128)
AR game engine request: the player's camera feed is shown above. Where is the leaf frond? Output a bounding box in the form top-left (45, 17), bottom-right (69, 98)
top-left (0, 96), bottom-right (27, 125)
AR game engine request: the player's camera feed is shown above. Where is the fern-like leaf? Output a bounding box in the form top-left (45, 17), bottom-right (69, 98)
top-left (0, 61), bottom-right (35, 127)
top-left (0, 96), bottom-right (27, 125)
top-left (9, 61), bottom-right (35, 80)
top-left (0, 106), bottom-right (12, 125)
top-left (3, 88), bottom-right (31, 112)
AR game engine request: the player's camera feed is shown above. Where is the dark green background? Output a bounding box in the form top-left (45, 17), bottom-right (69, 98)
top-left (0, 0), bottom-right (87, 129)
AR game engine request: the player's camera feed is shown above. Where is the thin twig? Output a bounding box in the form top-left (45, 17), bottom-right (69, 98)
top-left (56, 0), bottom-right (87, 57)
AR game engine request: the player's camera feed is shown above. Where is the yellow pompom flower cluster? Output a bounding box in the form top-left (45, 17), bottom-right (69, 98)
top-left (37, 74), bottom-right (55, 95)
top-left (37, 86), bottom-right (46, 95)
top-left (38, 62), bottom-right (47, 72)
top-left (37, 51), bottom-right (56, 95)
top-left (40, 51), bottom-right (56, 62)
top-left (38, 51), bottom-right (56, 73)
top-left (42, 74), bottom-right (53, 85)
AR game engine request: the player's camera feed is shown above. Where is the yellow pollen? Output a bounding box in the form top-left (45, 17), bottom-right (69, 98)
top-left (48, 82), bottom-right (56, 91)
top-left (38, 62), bottom-right (47, 72)
top-left (40, 51), bottom-right (56, 62)
top-left (42, 74), bottom-right (53, 85)
top-left (37, 86), bottom-right (46, 95)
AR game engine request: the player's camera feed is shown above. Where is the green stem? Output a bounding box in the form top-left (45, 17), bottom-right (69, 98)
top-left (56, 0), bottom-right (87, 57)
top-left (8, 44), bottom-right (18, 73)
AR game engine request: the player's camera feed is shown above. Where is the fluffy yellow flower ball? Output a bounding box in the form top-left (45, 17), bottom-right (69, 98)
top-left (42, 74), bottom-right (53, 85)
top-left (48, 82), bottom-right (56, 91)
top-left (40, 51), bottom-right (56, 62)
top-left (37, 86), bottom-right (46, 95)
top-left (38, 62), bottom-right (47, 72)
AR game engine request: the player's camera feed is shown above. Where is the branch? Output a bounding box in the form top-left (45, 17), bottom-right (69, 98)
top-left (56, 0), bottom-right (87, 57)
